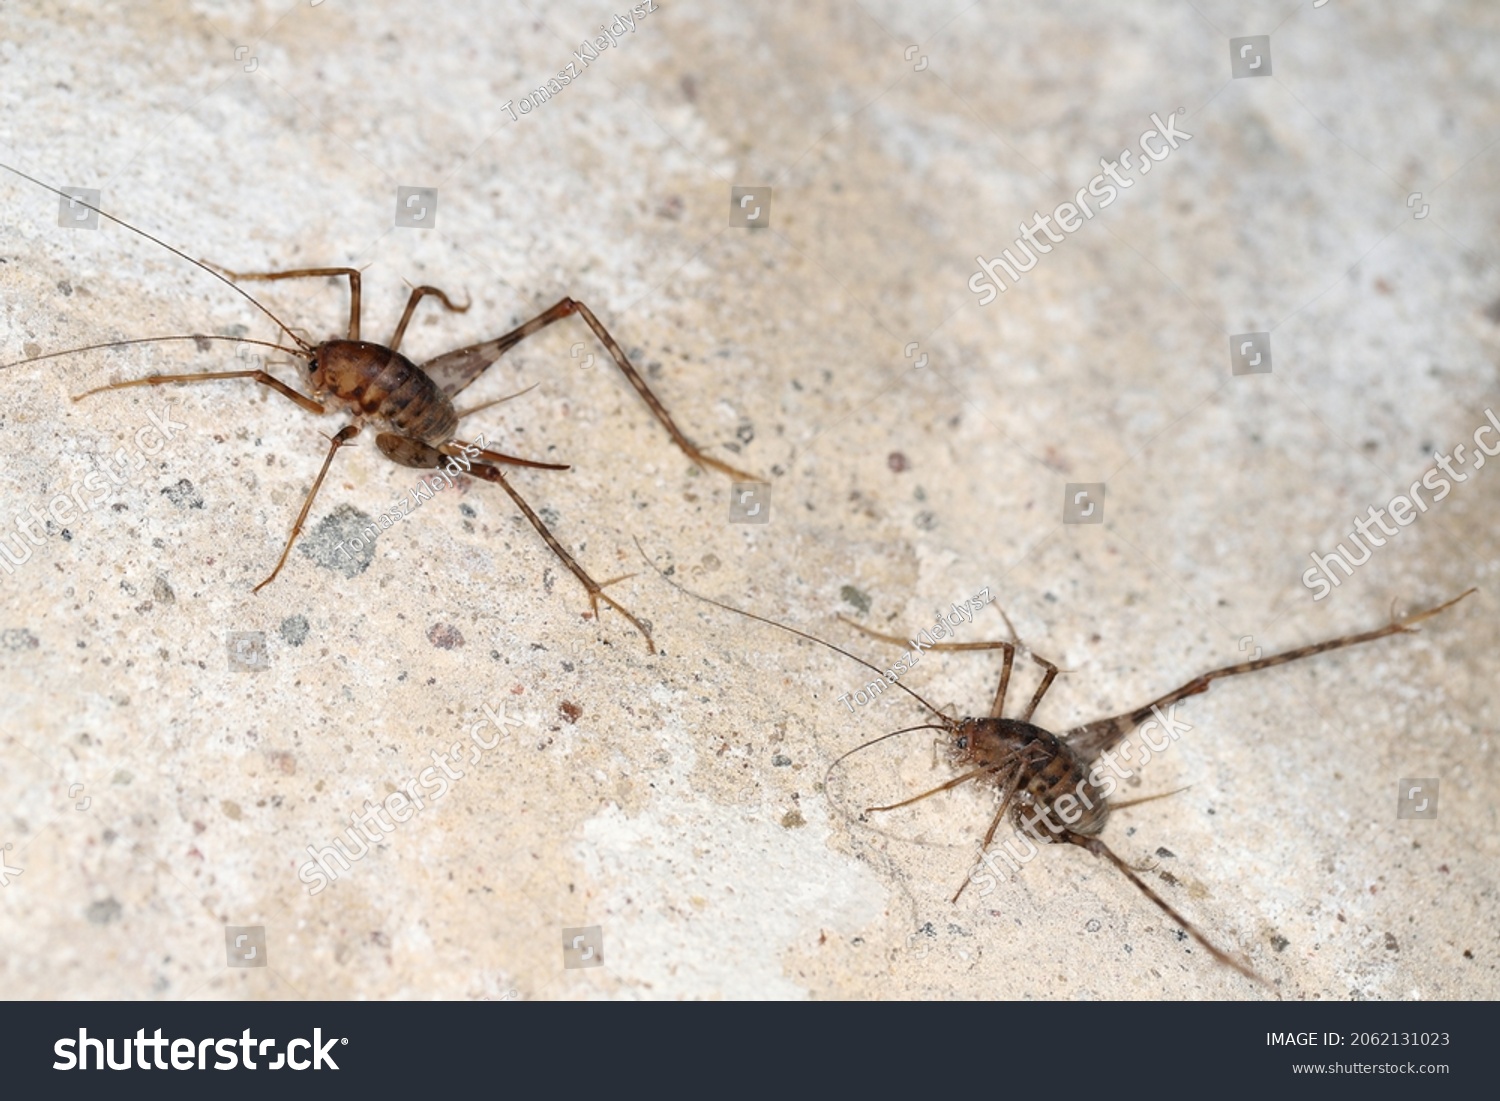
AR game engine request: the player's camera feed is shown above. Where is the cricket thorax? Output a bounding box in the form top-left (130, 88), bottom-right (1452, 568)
top-left (313, 339), bottom-right (457, 445)
top-left (953, 717), bottom-right (1110, 840)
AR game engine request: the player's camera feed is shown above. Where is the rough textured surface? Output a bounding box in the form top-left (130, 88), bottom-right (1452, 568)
top-left (1, 1), bottom-right (1496, 1001)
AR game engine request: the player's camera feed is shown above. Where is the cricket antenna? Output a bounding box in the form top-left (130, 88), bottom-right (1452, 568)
top-left (823, 723), bottom-right (954, 788)
top-left (0, 162), bottom-right (313, 352)
top-left (634, 537), bottom-right (947, 720)
top-left (1, 334), bottom-right (306, 374)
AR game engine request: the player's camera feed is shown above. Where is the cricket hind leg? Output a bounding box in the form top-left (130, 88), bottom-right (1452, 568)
top-left (475, 298), bottom-right (757, 481)
top-left (1064, 589), bottom-right (1477, 760)
top-left (264, 424), bottom-right (567, 593)
top-left (1067, 832), bottom-right (1266, 986)
top-left (375, 433), bottom-right (569, 472)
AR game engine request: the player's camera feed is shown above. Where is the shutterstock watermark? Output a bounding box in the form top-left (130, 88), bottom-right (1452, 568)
top-left (0, 399), bottom-right (188, 577)
top-left (964, 704), bottom-right (1192, 896)
top-left (968, 111), bottom-right (1193, 304)
top-left (837, 588), bottom-right (994, 711)
top-left (297, 698), bottom-right (524, 895)
top-left (53, 1027), bottom-right (342, 1071)
top-left (1301, 407), bottom-right (1500, 600)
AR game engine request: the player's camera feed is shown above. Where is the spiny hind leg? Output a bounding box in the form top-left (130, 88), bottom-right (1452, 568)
top-left (1067, 832), bottom-right (1265, 986)
top-left (1124, 589), bottom-right (1479, 723)
top-left (472, 297), bottom-right (757, 480)
top-left (1064, 589), bottom-right (1479, 759)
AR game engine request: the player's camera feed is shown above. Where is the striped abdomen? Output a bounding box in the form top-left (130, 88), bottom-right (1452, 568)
top-left (314, 339), bottom-right (458, 445)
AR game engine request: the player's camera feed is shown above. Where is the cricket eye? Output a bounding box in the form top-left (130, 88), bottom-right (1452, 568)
top-left (956, 736), bottom-right (968, 750)
top-left (307, 357), bottom-right (318, 373)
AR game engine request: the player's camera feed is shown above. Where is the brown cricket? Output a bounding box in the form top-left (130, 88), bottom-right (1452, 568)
top-left (0, 163), bottom-right (756, 652)
top-left (643, 549), bottom-right (1474, 985)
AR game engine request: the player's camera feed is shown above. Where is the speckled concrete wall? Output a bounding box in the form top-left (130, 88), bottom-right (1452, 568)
top-left (1, 0), bottom-right (1496, 1000)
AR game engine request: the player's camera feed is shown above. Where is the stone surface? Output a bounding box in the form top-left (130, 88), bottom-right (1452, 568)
top-left (0, 1), bottom-right (1496, 1000)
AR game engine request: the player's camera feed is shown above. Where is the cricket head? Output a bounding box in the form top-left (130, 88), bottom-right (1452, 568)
top-left (952, 716), bottom-right (1054, 771)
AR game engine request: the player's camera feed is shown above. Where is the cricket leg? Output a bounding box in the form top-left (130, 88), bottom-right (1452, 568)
top-left (572, 298), bottom-right (755, 479)
top-left (255, 424), bottom-right (361, 591)
top-left (388, 285), bottom-right (470, 352)
top-left (467, 461), bottom-right (655, 654)
top-left (1068, 832), bottom-right (1266, 986)
top-left (74, 370), bottom-right (325, 415)
top-left (438, 438), bottom-right (570, 472)
top-left (425, 298), bottom-right (756, 480)
top-left (1065, 589), bottom-right (1477, 758)
top-left (838, 614), bottom-right (1065, 721)
top-left (209, 265), bottom-right (364, 340)
top-left (951, 766), bottom-right (1026, 903)
top-left (379, 437), bottom-right (626, 645)
top-left (1017, 654), bottom-right (1061, 723)
top-left (866, 767), bottom-right (992, 814)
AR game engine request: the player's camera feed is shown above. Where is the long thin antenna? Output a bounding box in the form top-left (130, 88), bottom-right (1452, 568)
top-left (0, 162), bottom-right (312, 350)
top-left (826, 724), bottom-right (952, 773)
top-left (1, 334), bottom-right (305, 373)
top-left (823, 723), bottom-right (957, 819)
top-left (634, 537), bottom-right (945, 719)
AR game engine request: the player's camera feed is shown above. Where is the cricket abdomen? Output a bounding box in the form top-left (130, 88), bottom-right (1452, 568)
top-left (957, 717), bottom-right (1111, 840)
top-left (314, 339), bottom-right (458, 445)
